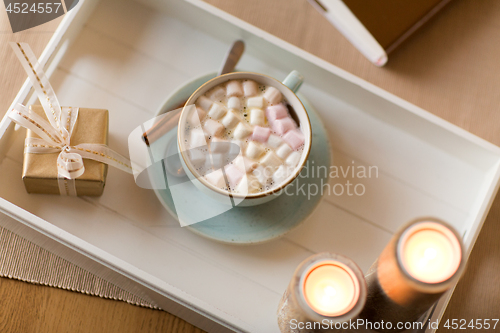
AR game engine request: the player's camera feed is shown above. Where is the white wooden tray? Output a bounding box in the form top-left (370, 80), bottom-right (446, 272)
top-left (1, 0), bottom-right (500, 332)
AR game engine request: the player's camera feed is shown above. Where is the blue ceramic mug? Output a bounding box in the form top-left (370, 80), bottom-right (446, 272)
top-left (175, 71), bottom-right (312, 207)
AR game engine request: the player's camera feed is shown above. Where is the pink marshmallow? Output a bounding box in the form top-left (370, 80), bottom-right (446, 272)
top-left (252, 126), bottom-right (271, 143)
top-left (283, 130), bottom-right (305, 150)
top-left (265, 104), bottom-right (288, 124)
top-left (224, 164), bottom-right (244, 188)
top-left (272, 117), bottom-right (296, 136)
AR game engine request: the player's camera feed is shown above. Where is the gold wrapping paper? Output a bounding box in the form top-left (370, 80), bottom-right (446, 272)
top-left (22, 105), bottom-right (109, 196)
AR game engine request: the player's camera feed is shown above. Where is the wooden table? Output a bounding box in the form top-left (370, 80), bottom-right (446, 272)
top-left (1, 0), bottom-right (499, 331)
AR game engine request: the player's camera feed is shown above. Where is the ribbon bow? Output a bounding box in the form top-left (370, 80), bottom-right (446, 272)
top-left (8, 42), bottom-right (133, 195)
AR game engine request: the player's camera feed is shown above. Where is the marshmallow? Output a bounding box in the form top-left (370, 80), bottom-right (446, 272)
top-left (266, 104), bottom-right (288, 124)
top-left (210, 153), bottom-right (226, 169)
top-left (227, 96), bottom-right (241, 110)
top-left (286, 151), bottom-right (301, 168)
top-left (204, 119), bottom-right (224, 137)
top-left (234, 155), bottom-right (258, 173)
top-left (226, 80), bottom-right (243, 97)
top-left (272, 117), bottom-right (296, 135)
top-left (246, 141), bottom-right (265, 160)
top-left (210, 87), bottom-right (226, 101)
top-left (188, 148), bottom-right (207, 166)
top-left (232, 153), bottom-right (246, 173)
top-left (243, 80), bottom-right (259, 97)
top-left (252, 126), bottom-right (271, 143)
top-left (225, 164), bottom-right (244, 188)
top-left (187, 107), bottom-right (206, 126)
top-left (247, 96), bottom-right (264, 109)
top-left (233, 122), bottom-right (252, 139)
top-left (237, 174), bottom-right (261, 194)
top-left (222, 110), bottom-right (240, 129)
top-left (250, 108), bottom-right (265, 126)
top-left (208, 103), bottom-right (227, 120)
top-left (229, 140), bottom-right (245, 155)
top-left (273, 165), bottom-right (291, 186)
top-left (253, 165), bottom-right (272, 185)
top-left (205, 169), bottom-right (226, 189)
top-left (260, 151), bottom-right (282, 171)
top-left (263, 86), bottom-right (282, 105)
top-left (266, 134), bottom-right (283, 149)
top-left (190, 128), bottom-right (207, 148)
top-left (210, 137), bottom-right (230, 153)
top-left (196, 96), bottom-right (213, 111)
top-left (276, 143), bottom-right (293, 159)
top-left (188, 79), bottom-right (306, 195)
top-left (283, 130), bottom-right (305, 150)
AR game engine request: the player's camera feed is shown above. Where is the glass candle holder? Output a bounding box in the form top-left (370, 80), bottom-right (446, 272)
top-left (360, 217), bottom-right (465, 332)
top-left (277, 253), bottom-right (367, 333)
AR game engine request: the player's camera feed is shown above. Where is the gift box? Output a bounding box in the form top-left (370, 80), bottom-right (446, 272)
top-left (22, 105), bottom-right (109, 196)
top-left (8, 42), bottom-right (132, 197)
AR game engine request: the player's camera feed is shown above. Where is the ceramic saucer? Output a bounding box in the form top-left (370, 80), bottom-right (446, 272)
top-left (153, 73), bottom-right (331, 244)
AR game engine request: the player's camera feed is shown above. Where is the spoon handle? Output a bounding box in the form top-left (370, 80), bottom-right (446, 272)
top-left (143, 40), bottom-right (245, 146)
top-left (218, 40), bottom-right (245, 76)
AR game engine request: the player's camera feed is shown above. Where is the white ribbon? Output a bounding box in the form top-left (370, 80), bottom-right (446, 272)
top-left (8, 42), bottom-right (133, 196)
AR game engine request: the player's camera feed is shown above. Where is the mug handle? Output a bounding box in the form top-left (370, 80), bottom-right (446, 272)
top-left (282, 70), bottom-right (304, 93)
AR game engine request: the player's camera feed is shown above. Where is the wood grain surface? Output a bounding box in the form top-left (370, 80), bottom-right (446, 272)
top-left (1, 0), bottom-right (500, 332)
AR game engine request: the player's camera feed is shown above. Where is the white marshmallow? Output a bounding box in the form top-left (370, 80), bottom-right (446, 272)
top-left (276, 143), bottom-right (293, 159)
top-left (286, 151), bottom-right (301, 168)
top-left (247, 96), bottom-right (264, 109)
top-left (210, 87), bottom-right (225, 101)
top-left (260, 151), bottom-right (282, 171)
top-left (253, 165), bottom-right (272, 185)
top-left (226, 80), bottom-right (243, 97)
top-left (246, 141), bottom-right (265, 160)
top-left (187, 107), bottom-right (206, 126)
top-left (273, 165), bottom-right (290, 186)
top-left (227, 96), bottom-right (241, 110)
top-left (210, 153), bottom-right (225, 169)
top-left (205, 169), bottom-right (226, 189)
top-left (250, 108), bottom-right (265, 126)
top-left (225, 164), bottom-right (244, 188)
top-left (233, 122), bottom-right (252, 139)
top-left (243, 80), bottom-right (259, 97)
top-left (189, 129), bottom-right (207, 148)
top-left (229, 140), bottom-right (245, 155)
top-left (263, 86), bottom-right (282, 105)
top-left (236, 174), bottom-right (261, 194)
top-left (208, 103), bottom-right (227, 120)
top-left (204, 119), bottom-right (224, 137)
top-left (196, 96), bottom-right (213, 111)
top-left (210, 137), bottom-right (229, 153)
top-left (266, 134), bottom-right (283, 149)
top-left (221, 110), bottom-right (240, 129)
top-left (234, 155), bottom-right (258, 173)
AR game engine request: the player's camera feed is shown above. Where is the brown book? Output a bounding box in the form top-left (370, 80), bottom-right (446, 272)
top-left (307, 0), bottom-right (452, 66)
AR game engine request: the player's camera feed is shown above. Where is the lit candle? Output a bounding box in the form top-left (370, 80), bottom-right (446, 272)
top-left (303, 262), bottom-right (359, 317)
top-left (399, 222), bottom-right (462, 284)
top-left (360, 218), bottom-right (465, 333)
top-left (277, 253), bottom-right (366, 333)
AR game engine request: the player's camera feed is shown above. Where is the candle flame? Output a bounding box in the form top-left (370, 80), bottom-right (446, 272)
top-left (424, 247), bottom-right (437, 260)
top-left (303, 263), bottom-right (359, 316)
top-left (324, 285), bottom-right (337, 297)
top-left (401, 224), bottom-right (462, 284)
